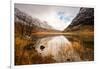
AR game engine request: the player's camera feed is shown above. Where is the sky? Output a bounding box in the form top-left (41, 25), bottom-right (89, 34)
top-left (15, 3), bottom-right (80, 31)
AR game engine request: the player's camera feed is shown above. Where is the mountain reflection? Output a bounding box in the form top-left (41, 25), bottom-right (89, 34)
top-left (15, 35), bottom-right (94, 65)
top-left (35, 35), bottom-right (82, 62)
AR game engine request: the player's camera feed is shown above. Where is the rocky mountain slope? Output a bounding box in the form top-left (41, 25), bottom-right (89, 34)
top-left (64, 8), bottom-right (94, 32)
top-left (15, 8), bottom-right (59, 36)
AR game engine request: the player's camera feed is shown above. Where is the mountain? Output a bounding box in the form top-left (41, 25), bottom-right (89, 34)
top-left (64, 8), bottom-right (94, 32)
top-left (15, 8), bottom-right (59, 36)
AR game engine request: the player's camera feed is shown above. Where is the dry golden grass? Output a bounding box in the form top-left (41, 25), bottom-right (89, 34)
top-left (15, 35), bottom-right (56, 65)
top-left (15, 31), bottom-right (94, 65)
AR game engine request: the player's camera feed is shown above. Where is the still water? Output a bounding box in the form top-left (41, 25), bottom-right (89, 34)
top-left (15, 35), bottom-right (94, 65)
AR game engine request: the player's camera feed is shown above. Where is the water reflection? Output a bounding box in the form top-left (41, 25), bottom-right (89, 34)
top-left (35, 36), bottom-right (81, 62)
top-left (15, 35), bottom-right (94, 65)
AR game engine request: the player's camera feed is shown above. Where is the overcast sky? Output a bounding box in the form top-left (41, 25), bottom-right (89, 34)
top-left (15, 3), bottom-right (80, 31)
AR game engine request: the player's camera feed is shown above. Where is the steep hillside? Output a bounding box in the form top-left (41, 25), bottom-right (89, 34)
top-left (64, 8), bottom-right (94, 32)
top-left (15, 8), bottom-right (60, 36)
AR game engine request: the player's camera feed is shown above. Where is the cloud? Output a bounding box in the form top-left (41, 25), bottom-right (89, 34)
top-left (15, 3), bottom-right (80, 31)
